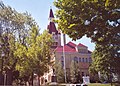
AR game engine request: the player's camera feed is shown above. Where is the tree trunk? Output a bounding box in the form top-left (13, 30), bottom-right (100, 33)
top-left (38, 75), bottom-right (40, 86)
top-left (31, 72), bottom-right (33, 86)
top-left (6, 69), bottom-right (13, 85)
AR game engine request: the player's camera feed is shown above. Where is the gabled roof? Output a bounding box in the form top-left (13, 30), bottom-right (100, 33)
top-left (67, 42), bottom-right (76, 49)
top-left (55, 42), bottom-right (89, 53)
top-left (78, 43), bottom-right (87, 48)
top-left (55, 45), bottom-right (76, 52)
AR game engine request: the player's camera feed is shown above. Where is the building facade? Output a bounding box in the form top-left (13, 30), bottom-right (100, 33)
top-left (39, 8), bottom-right (92, 85)
top-left (55, 42), bottom-right (92, 77)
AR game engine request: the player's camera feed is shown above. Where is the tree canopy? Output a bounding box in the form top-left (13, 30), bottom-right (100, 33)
top-left (54, 0), bottom-right (120, 44)
top-left (0, 2), bottom-right (53, 84)
top-left (54, 0), bottom-right (120, 79)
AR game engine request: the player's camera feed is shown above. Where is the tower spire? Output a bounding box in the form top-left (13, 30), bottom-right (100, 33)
top-left (49, 7), bottom-right (54, 18)
top-left (47, 7), bottom-right (61, 47)
top-left (47, 8), bottom-right (58, 34)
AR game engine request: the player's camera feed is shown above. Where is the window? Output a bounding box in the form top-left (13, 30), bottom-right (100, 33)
top-left (78, 49), bottom-right (87, 53)
top-left (82, 58), bottom-right (84, 62)
top-left (74, 57), bottom-right (78, 63)
top-left (55, 36), bottom-right (58, 39)
top-left (79, 57), bottom-right (81, 62)
top-left (86, 58), bottom-right (88, 62)
top-left (82, 72), bottom-right (84, 76)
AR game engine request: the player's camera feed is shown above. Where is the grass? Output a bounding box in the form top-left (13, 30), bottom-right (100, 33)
top-left (88, 83), bottom-right (120, 86)
top-left (47, 83), bottom-right (120, 86)
top-left (88, 83), bottom-right (111, 86)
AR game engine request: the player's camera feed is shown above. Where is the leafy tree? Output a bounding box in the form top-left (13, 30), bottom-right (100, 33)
top-left (89, 44), bottom-right (120, 81)
top-left (0, 1), bottom-right (36, 72)
top-left (54, 61), bottom-right (65, 83)
top-left (15, 25), bottom-right (53, 82)
top-left (26, 26), bottom-right (53, 77)
top-left (54, 0), bottom-right (120, 79)
top-left (54, 0), bottom-right (120, 43)
top-left (70, 60), bottom-right (79, 83)
top-left (0, 2), bottom-right (53, 85)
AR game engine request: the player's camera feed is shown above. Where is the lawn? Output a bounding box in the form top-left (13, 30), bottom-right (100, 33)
top-left (48, 83), bottom-right (120, 86)
top-left (88, 83), bottom-right (119, 86)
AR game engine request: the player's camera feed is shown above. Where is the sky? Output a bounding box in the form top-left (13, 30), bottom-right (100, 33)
top-left (2, 0), bottom-right (95, 51)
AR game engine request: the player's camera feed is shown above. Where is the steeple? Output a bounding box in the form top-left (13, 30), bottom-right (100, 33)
top-left (49, 7), bottom-right (54, 18)
top-left (47, 8), bottom-right (58, 34)
top-left (47, 8), bottom-right (61, 47)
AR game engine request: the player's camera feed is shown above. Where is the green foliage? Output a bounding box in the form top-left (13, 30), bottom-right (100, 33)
top-left (54, 0), bottom-right (120, 43)
top-left (89, 44), bottom-right (120, 81)
top-left (55, 61), bottom-right (65, 83)
top-left (15, 26), bottom-right (53, 78)
top-left (54, 0), bottom-right (120, 78)
top-left (0, 2), bottom-right (53, 82)
top-left (70, 60), bottom-right (79, 83)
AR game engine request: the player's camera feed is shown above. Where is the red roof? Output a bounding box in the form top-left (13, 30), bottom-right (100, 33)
top-left (67, 42), bottom-right (76, 49)
top-left (55, 45), bottom-right (76, 52)
top-left (55, 42), bottom-right (88, 52)
top-left (78, 43), bottom-right (87, 48)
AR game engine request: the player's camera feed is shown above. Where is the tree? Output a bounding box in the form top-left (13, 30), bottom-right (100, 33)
top-left (14, 25), bottom-right (53, 84)
top-left (54, 0), bottom-right (120, 79)
top-left (0, 2), bottom-right (53, 85)
top-left (70, 60), bottom-right (79, 83)
top-left (54, 0), bottom-right (120, 43)
top-left (54, 61), bottom-right (65, 83)
top-left (0, 1), bottom-right (36, 73)
top-left (89, 44), bottom-right (120, 82)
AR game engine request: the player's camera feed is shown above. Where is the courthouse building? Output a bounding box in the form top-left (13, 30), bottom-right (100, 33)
top-left (39, 8), bottom-right (92, 85)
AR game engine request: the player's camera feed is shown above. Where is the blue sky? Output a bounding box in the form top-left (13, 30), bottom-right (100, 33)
top-left (3, 0), bottom-right (95, 51)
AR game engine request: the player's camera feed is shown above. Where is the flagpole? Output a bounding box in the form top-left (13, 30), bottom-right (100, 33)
top-left (63, 34), bottom-right (67, 83)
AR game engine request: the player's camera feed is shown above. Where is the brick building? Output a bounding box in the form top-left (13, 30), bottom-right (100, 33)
top-left (39, 8), bottom-right (92, 85)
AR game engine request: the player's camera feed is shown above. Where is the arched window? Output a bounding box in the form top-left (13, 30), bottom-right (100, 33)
top-left (74, 57), bottom-right (78, 63)
top-left (79, 57), bottom-right (81, 62)
top-left (82, 58), bottom-right (84, 62)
